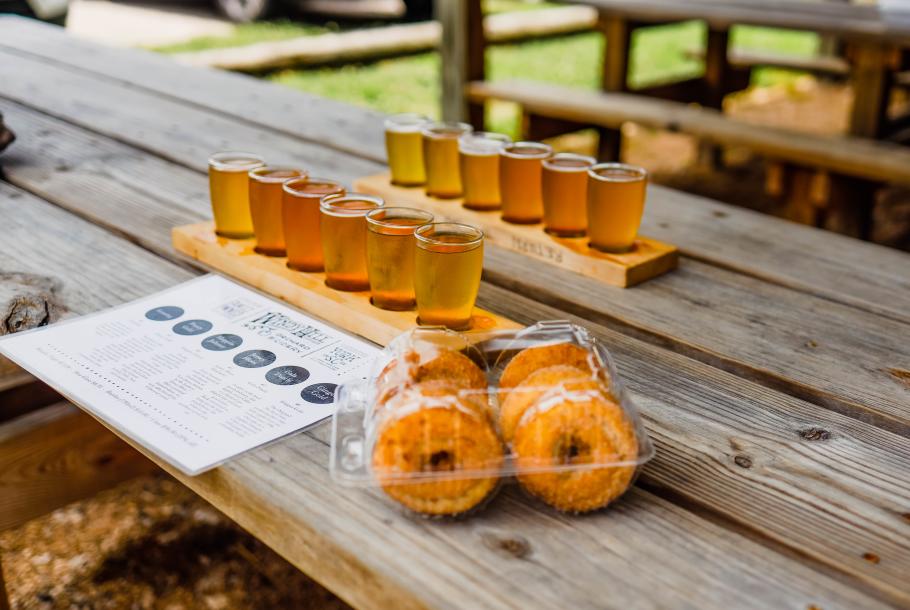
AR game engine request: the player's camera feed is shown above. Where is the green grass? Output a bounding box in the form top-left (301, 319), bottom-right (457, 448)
top-left (156, 5), bottom-right (820, 136)
top-left (152, 19), bottom-right (337, 54)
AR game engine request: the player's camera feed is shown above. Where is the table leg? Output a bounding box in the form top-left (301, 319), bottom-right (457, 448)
top-left (438, 0), bottom-right (485, 125)
top-left (597, 13), bottom-right (630, 160)
top-left (847, 42), bottom-right (898, 138)
top-left (699, 27), bottom-right (733, 168)
top-left (0, 555), bottom-right (10, 610)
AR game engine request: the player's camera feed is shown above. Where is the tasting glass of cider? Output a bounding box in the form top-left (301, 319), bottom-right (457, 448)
top-left (458, 132), bottom-right (511, 211)
top-left (282, 178), bottom-right (346, 272)
top-left (385, 113), bottom-right (428, 186)
top-left (542, 153), bottom-right (596, 237)
top-left (366, 207), bottom-right (434, 311)
top-left (249, 166), bottom-right (307, 256)
top-left (587, 163), bottom-right (648, 253)
top-left (414, 223), bottom-right (484, 330)
top-left (208, 152), bottom-right (264, 238)
top-left (320, 194), bottom-right (384, 292)
top-left (499, 141), bottom-right (552, 224)
top-left (422, 121), bottom-right (473, 199)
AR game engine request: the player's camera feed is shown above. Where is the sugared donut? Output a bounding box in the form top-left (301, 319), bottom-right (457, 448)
top-left (371, 382), bottom-right (503, 516)
top-left (498, 343), bottom-right (594, 402)
top-left (513, 391), bottom-right (638, 513)
top-left (498, 365), bottom-right (598, 443)
top-left (375, 347), bottom-right (487, 410)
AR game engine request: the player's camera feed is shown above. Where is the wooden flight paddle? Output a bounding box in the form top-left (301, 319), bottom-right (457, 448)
top-left (172, 222), bottom-right (519, 347)
top-left (354, 173), bottom-right (678, 287)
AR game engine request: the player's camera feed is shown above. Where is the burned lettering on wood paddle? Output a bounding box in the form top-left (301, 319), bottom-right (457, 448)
top-left (510, 235), bottom-right (564, 264)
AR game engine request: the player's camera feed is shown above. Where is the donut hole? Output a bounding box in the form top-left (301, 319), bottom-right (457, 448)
top-left (553, 434), bottom-right (592, 465)
top-left (427, 450), bottom-right (455, 471)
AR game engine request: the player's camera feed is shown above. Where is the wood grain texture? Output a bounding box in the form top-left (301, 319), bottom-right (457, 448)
top-left (483, 246), bottom-right (910, 434)
top-left (0, 50), bottom-right (382, 181)
top-left (355, 173), bottom-right (678, 287)
top-left (466, 79), bottom-right (910, 185)
top-left (172, 222), bottom-right (519, 343)
top-left (4, 102), bottom-right (909, 436)
top-left (0, 17), bottom-right (385, 163)
top-left (0, 403), bottom-right (156, 531)
top-left (124, 420), bottom-right (895, 610)
top-left (476, 282), bottom-right (910, 604)
top-left (4, 141), bottom-right (909, 605)
top-left (0, 182), bottom-right (194, 312)
top-left (3, 20), bottom-right (910, 324)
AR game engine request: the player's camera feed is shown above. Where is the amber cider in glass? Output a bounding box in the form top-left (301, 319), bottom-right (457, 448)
top-left (414, 223), bottom-right (484, 330)
top-left (208, 152), bottom-right (264, 238)
top-left (282, 178), bottom-right (345, 271)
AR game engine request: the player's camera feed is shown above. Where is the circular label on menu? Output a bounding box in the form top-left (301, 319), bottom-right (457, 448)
top-left (301, 383), bottom-right (337, 404)
top-left (172, 319), bottom-right (213, 335)
top-left (201, 334), bottom-right (243, 351)
top-left (265, 365), bottom-right (311, 386)
top-left (145, 306), bottom-right (184, 321)
top-left (232, 349), bottom-right (277, 368)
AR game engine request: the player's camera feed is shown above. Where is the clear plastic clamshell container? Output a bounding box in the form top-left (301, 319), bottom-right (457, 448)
top-left (330, 320), bottom-right (654, 517)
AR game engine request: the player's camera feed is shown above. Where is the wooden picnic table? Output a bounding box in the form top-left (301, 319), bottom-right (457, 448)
top-left (567, 0), bottom-right (910, 139)
top-left (1, 15), bottom-right (910, 610)
top-left (443, 0), bottom-right (909, 142)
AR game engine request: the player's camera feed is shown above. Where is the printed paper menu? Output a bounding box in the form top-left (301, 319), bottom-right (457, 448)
top-left (0, 275), bottom-right (380, 475)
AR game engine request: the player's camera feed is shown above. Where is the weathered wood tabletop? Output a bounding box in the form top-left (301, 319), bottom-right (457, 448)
top-left (1, 15), bottom-right (909, 610)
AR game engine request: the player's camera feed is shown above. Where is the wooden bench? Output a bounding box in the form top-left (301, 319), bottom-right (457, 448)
top-left (468, 78), bottom-right (910, 236)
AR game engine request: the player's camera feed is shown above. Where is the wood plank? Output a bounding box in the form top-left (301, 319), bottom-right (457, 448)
top-left (0, 16), bottom-right (386, 164)
top-left (482, 245), bottom-right (910, 435)
top-left (3, 20), bottom-right (910, 325)
top-left (5, 146), bottom-right (909, 605)
top-left (355, 173), bottom-right (678, 287)
top-left (0, 50), bottom-right (381, 182)
top-left (4, 102), bottom-right (910, 438)
top-left (172, 221), bottom-right (518, 342)
top-left (569, 0), bottom-right (910, 44)
top-left (466, 79), bottom-right (910, 186)
top-left (0, 403), bottom-right (155, 531)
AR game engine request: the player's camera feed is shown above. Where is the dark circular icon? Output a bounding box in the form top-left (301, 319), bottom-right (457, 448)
top-left (265, 365), bottom-right (310, 386)
top-left (145, 306), bottom-right (184, 321)
top-left (172, 319), bottom-right (213, 335)
top-left (232, 349), bottom-right (277, 368)
top-left (201, 334), bottom-right (243, 351)
top-left (301, 383), bottom-right (338, 404)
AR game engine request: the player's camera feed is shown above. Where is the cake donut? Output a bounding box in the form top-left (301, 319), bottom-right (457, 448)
top-left (512, 390), bottom-right (638, 513)
top-left (498, 342), bottom-right (595, 402)
top-left (498, 365), bottom-right (598, 443)
top-left (371, 381), bottom-right (503, 516)
top-left (374, 347), bottom-right (487, 413)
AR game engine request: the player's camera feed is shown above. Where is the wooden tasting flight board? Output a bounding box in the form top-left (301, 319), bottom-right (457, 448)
top-left (354, 173), bottom-right (678, 288)
top-left (172, 222), bottom-right (520, 347)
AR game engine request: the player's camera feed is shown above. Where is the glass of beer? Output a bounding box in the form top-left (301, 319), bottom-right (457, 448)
top-left (422, 121), bottom-right (472, 199)
top-left (459, 132), bottom-right (511, 211)
top-left (414, 223), bottom-right (484, 330)
top-left (208, 152), bottom-right (264, 238)
top-left (386, 113), bottom-right (428, 187)
top-left (282, 178), bottom-right (345, 271)
top-left (542, 153), bottom-right (596, 237)
top-left (366, 207), bottom-right (434, 311)
top-left (499, 142), bottom-right (552, 224)
top-left (249, 166), bottom-right (307, 256)
top-left (587, 163), bottom-right (648, 253)
top-left (320, 194), bottom-right (384, 292)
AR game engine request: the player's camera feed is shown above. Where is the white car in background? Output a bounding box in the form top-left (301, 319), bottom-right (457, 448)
top-left (0, 0), bottom-right (69, 22)
top-left (213, 0), bottom-right (432, 22)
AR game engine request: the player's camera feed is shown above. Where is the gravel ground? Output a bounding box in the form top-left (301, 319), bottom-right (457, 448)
top-left (1, 475), bottom-right (350, 610)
